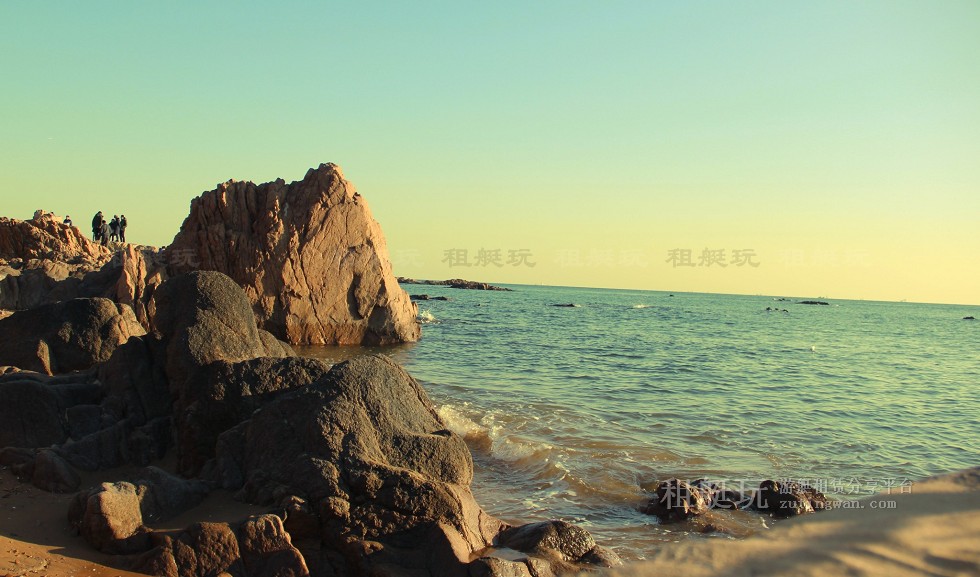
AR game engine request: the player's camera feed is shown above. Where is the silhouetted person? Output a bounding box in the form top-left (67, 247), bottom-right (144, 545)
top-left (91, 211), bottom-right (104, 242)
top-left (119, 215), bottom-right (127, 243)
top-left (109, 215), bottom-right (120, 242)
top-left (99, 220), bottom-right (109, 246)
top-left (63, 215), bottom-right (72, 227)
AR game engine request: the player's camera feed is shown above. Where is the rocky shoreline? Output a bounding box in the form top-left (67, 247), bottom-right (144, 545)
top-left (0, 166), bottom-right (614, 576)
top-left (1, 165), bottom-right (976, 577)
top-left (0, 269), bottom-right (620, 576)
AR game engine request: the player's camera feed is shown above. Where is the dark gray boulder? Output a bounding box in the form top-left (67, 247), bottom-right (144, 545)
top-left (0, 377), bottom-right (66, 448)
top-left (131, 466), bottom-right (210, 524)
top-left (130, 514), bottom-right (308, 577)
top-left (212, 355), bottom-right (499, 575)
top-left (31, 448), bottom-right (80, 493)
top-left (496, 520), bottom-right (621, 570)
top-left (175, 356), bottom-right (330, 477)
top-left (206, 355), bottom-right (614, 576)
top-left (0, 297), bottom-right (144, 374)
top-left (152, 271), bottom-right (270, 391)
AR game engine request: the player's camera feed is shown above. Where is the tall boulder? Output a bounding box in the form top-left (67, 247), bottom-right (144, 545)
top-left (167, 163), bottom-right (419, 345)
top-left (152, 271), bottom-right (273, 391)
top-left (212, 355), bottom-right (498, 575)
top-left (0, 297), bottom-right (145, 374)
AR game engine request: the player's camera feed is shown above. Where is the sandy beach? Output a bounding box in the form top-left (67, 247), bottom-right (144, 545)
top-left (0, 461), bottom-right (268, 577)
top-left (609, 467), bottom-right (980, 577)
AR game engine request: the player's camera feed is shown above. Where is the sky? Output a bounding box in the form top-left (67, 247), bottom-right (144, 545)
top-left (2, 1), bottom-right (978, 305)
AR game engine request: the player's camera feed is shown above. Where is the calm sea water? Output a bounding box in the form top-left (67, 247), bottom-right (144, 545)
top-left (298, 285), bottom-right (979, 561)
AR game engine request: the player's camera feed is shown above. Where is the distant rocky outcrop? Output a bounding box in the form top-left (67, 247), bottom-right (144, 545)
top-left (0, 210), bottom-right (110, 264)
top-left (798, 300), bottom-right (830, 306)
top-left (167, 163), bottom-right (419, 345)
top-left (0, 211), bottom-right (167, 330)
top-left (399, 277), bottom-right (512, 291)
top-left (410, 294), bottom-right (450, 301)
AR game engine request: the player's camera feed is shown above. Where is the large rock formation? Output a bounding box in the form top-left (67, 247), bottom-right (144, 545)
top-left (167, 163), bottom-right (419, 345)
top-left (55, 271), bottom-right (310, 474)
top-left (0, 297), bottom-right (145, 374)
top-left (207, 354), bottom-right (619, 576)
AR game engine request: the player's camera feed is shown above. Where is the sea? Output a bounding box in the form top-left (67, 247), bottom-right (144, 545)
top-left (297, 284), bottom-right (979, 561)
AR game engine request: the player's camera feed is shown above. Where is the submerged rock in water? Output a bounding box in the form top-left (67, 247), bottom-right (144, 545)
top-left (411, 294), bottom-right (451, 301)
top-left (752, 479), bottom-right (830, 517)
top-left (641, 478), bottom-right (713, 521)
top-left (642, 477), bottom-right (829, 523)
top-left (167, 163), bottom-right (419, 345)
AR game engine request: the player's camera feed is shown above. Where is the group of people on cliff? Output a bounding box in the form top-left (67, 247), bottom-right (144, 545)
top-left (86, 211), bottom-right (127, 245)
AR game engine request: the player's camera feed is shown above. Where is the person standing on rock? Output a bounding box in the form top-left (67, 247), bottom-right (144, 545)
top-left (63, 215), bottom-right (72, 227)
top-left (119, 214), bottom-right (127, 243)
top-left (91, 211), bottom-right (104, 242)
top-left (109, 215), bottom-right (120, 242)
top-left (99, 218), bottom-right (109, 246)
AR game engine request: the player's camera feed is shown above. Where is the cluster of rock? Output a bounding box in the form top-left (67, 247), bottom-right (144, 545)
top-left (0, 211), bottom-right (170, 329)
top-left (641, 478), bottom-right (830, 524)
top-left (398, 277), bottom-right (512, 291)
top-left (1, 164), bottom-right (419, 347)
top-left (0, 166), bottom-right (622, 575)
top-left (0, 270), bottom-right (617, 577)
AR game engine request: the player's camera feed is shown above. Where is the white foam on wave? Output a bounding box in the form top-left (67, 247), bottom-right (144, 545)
top-left (437, 404), bottom-right (485, 438)
top-left (417, 309), bottom-right (438, 324)
top-left (632, 304), bottom-right (650, 309)
top-left (437, 404), bottom-right (566, 476)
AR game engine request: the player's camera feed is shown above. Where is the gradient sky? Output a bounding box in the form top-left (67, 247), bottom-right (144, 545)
top-left (2, 1), bottom-right (978, 305)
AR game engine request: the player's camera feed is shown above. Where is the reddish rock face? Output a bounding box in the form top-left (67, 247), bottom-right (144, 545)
top-left (0, 210), bottom-right (110, 264)
top-left (167, 163), bottom-right (419, 345)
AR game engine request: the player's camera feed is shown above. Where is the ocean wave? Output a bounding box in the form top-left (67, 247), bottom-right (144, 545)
top-left (417, 309), bottom-right (438, 324)
top-left (437, 404), bottom-right (567, 479)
